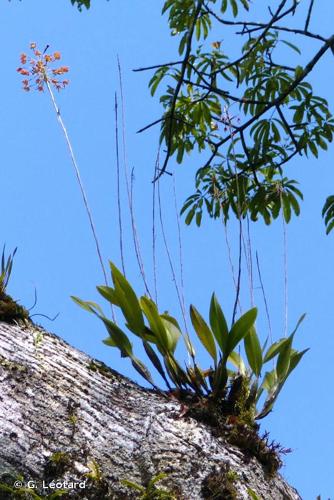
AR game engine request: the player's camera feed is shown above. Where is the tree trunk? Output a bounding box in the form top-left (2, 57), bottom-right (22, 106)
top-left (0, 321), bottom-right (301, 499)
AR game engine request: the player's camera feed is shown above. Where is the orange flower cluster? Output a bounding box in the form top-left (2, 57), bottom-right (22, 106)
top-left (17, 43), bottom-right (69, 92)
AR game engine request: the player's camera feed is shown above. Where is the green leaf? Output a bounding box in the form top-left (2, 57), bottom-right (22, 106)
top-left (325, 219), bottom-right (334, 235)
top-left (261, 369), bottom-right (278, 393)
top-left (230, 0), bottom-right (238, 17)
top-left (110, 262), bottom-right (145, 334)
top-left (161, 316), bottom-right (182, 353)
top-left (97, 285), bottom-right (121, 307)
top-left (102, 337), bottom-right (117, 347)
top-left (239, 0), bottom-right (249, 10)
top-left (282, 193), bottom-right (292, 223)
top-left (185, 207), bottom-right (195, 225)
top-left (195, 210), bottom-right (202, 226)
top-left (190, 305), bottom-right (217, 363)
top-left (286, 348), bottom-right (309, 377)
top-left (178, 32), bottom-right (188, 55)
top-left (221, 0), bottom-right (228, 13)
top-left (100, 317), bottom-right (133, 358)
top-left (263, 338), bottom-right (289, 363)
top-left (121, 480), bottom-right (144, 492)
top-left (276, 335), bottom-right (293, 381)
top-left (209, 293), bottom-right (228, 352)
top-left (227, 307), bottom-right (258, 355)
top-left (228, 350), bottom-right (247, 375)
top-left (131, 357), bottom-right (155, 386)
top-left (212, 359), bottom-right (228, 398)
top-left (71, 296), bottom-right (104, 316)
top-left (143, 341), bottom-right (171, 387)
top-left (140, 296), bottom-right (170, 353)
top-left (71, 0), bottom-right (90, 11)
top-left (291, 312), bottom-right (306, 336)
top-left (308, 141), bottom-right (318, 158)
top-left (293, 105), bottom-right (304, 124)
top-left (164, 353), bottom-right (189, 388)
top-left (281, 40), bottom-right (301, 55)
top-left (247, 488), bottom-right (260, 500)
top-left (244, 325), bottom-right (263, 376)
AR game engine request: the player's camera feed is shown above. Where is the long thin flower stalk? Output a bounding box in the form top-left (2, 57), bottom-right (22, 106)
top-left (281, 194), bottom-right (289, 337)
top-left (17, 44), bottom-right (116, 321)
top-left (156, 176), bottom-right (188, 333)
top-left (256, 251), bottom-right (273, 345)
top-left (45, 82), bottom-right (117, 323)
top-left (45, 82), bottom-right (108, 284)
top-left (117, 57), bottom-right (151, 297)
top-left (114, 92), bottom-right (126, 275)
top-left (156, 174), bottom-right (194, 366)
top-left (152, 150), bottom-right (159, 304)
top-left (223, 109), bottom-right (244, 324)
top-left (172, 176), bottom-right (187, 323)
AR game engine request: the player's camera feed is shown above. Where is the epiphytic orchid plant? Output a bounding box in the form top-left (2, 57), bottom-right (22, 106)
top-left (73, 262), bottom-right (308, 421)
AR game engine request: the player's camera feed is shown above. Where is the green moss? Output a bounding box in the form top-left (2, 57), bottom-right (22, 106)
top-left (68, 414), bottom-right (78, 426)
top-left (227, 424), bottom-right (282, 475)
top-left (180, 379), bottom-right (283, 475)
top-left (87, 360), bottom-right (115, 380)
top-left (122, 473), bottom-right (177, 499)
top-left (201, 464), bottom-right (239, 499)
top-left (85, 460), bottom-right (103, 483)
top-left (0, 355), bottom-right (28, 375)
top-left (44, 451), bottom-right (71, 477)
top-left (0, 292), bottom-right (30, 324)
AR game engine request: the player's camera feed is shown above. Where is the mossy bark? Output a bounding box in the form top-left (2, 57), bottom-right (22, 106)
top-left (0, 292), bottom-right (30, 324)
top-left (0, 322), bottom-right (301, 499)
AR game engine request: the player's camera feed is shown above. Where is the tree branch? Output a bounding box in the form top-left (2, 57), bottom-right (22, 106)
top-left (275, 104), bottom-right (301, 154)
top-left (203, 35), bottom-right (334, 169)
top-left (154, 0), bottom-right (205, 181)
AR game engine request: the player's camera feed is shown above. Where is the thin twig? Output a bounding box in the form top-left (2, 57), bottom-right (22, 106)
top-left (114, 92), bottom-right (126, 275)
top-left (45, 80), bottom-right (116, 321)
top-left (137, 117), bottom-right (164, 134)
top-left (276, 104), bottom-right (301, 154)
top-left (211, 0), bottom-right (291, 78)
top-left (305, 0), bottom-right (315, 32)
top-left (202, 34), bottom-right (334, 170)
top-left (133, 60), bottom-right (183, 72)
top-left (237, 23), bottom-right (325, 42)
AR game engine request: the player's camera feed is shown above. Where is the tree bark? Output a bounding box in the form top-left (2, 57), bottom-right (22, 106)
top-left (0, 321), bottom-right (301, 499)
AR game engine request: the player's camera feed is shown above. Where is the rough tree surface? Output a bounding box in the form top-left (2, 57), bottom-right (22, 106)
top-left (0, 321), bottom-right (301, 499)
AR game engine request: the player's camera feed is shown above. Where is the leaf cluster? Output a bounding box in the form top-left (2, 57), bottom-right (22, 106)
top-left (70, 0), bottom-right (90, 10)
top-left (146, 0), bottom-right (334, 231)
top-left (0, 246), bottom-right (17, 296)
top-left (73, 262), bottom-right (308, 421)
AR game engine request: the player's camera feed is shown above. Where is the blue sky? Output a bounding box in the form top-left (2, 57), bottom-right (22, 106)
top-left (1, 1), bottom-right (334, 497)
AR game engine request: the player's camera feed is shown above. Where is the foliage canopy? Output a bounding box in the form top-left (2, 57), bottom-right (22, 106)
top-left (133, 0), bottom-right (334, 231)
